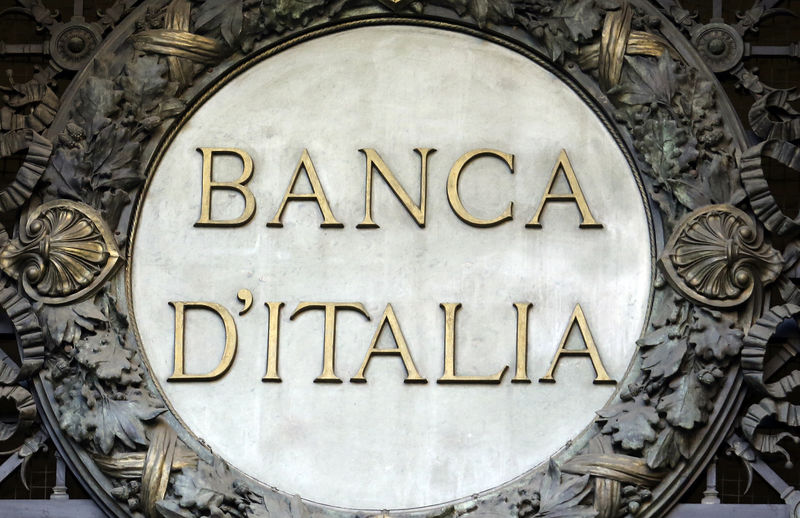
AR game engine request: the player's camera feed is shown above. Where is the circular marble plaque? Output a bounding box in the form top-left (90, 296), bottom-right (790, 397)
top-left (130, 25), bottom-right (652, 510)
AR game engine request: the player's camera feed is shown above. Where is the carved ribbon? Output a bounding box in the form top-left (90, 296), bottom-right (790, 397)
top-left (742, 304), bottom-right (800, 397)
top-left (577, 2), bottom-right (676, 90)
top-left (0, 75), bottom-right (57, 215)
top-left (0, 73), bottom-right (59, 136)
top-left (741, 140), bottom-right (800, 237)
top-left (94, 421), bottom-right (197, 518)
top-left (561, 436), bottom-right (661, 518)
top-left (141, 422), bottom-right (178, 517)
top-left (131, 0), bottom-right (226, 87)
top-left (741, 304), bottom-right (800, 461)
top-left (0, 273), bottom-right (45, 375)
top-left (561, 454), bottom-right (662, 487)
top-left (748, 90), bottom-right (800, 142)
top-left (0, 130), bottom-right (52, 214)
top-left (0, 349), bottom-right (37, 443)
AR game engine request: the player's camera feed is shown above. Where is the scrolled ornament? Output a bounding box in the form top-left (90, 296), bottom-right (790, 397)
top-left (660, 204), bottom-right (782, 308)
top-left (0, 200), bottom-right (121, 305)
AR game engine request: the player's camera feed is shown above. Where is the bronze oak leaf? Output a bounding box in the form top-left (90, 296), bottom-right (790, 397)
top-left (119, 54), bottom-right (170, 120)
top-left (611, 53), bottom-right (678, 107)
top-left (74, 329), bottom-right (142, 385)
top-left (639, 325), bottom-right (688, 380)
top-left (194, 0), bottom-right (244, 48)
top-left (91, 392), bottom-right (165, 455)
top-left (644, 426), bottom-right (691, 470)
top-left (37, 298), bottom-right (108, 349)
top-left (634, 114), bottom-right (699, 202)
top-left (597, 394), bottom-right (659, 451)
top-left (657, 366), bottom-right (713, 430)
top-left (688, 307), bottom-right (744, 361)
top-left (522, 460), bottom-right (596, 518)
top-left (171, 459), bottom-right (259, 518)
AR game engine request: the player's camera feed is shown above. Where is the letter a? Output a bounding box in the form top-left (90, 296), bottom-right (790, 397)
top-left (527, 149), bottom-right (602, 228)
top-left (351, 304), bottom-right (426, 383)
top-left (268, 149), bottom-right (343, 228)
top-left (539, 304), bottom-right (615, 384)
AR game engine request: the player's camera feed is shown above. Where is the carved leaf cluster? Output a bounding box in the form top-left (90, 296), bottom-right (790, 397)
top-left (639, 324), bottom-right (687, 380)
top-left (92, 390), bottom-right (165, 454)
top-left (195, 0), bottom-right (246, 48)
top-left (74, 329), bottom-right (142, 385)
top-left (46, 118), bottom-right (145, 232)
top-left (689, 308), bottom-right (744, 361)
top-left (164, 459), bottom-right (261, 518)
top-left (612, 54), bottom-right (677, 106)
top-left (258, 0), bottom-right (349, 40)
top-left (644, 427), bottom-right (690, 474)
top-left (599, 292), bottom-right (739, 469)
top-left (597, 394), bottom-right (659, 451)
top-left (42, 53), bottom-right (178, 235)
top-left (513, 0), bottom-right (619, 62)
top-left (429, 0), bottom-right (514, 27)
top-left (120, 55), bottom-right (181, 124)
top-left (47, 292), bottom-right (166, 455)
top-left (633, 114), bottom-right (699, 208)
top-left (517, 460), bottom-right (596, 518)
top-left (37, 298), bottom-right (107, 349)
top-left (658, 366), bottom-right (712, 430)
top-left (610, 47), bottom-right (740, 230)
top-left (54, 370), bottom-right (165, 454)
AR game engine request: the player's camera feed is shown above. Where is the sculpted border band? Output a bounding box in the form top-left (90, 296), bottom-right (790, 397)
top-left (0, 1), bottom-right (774, 517)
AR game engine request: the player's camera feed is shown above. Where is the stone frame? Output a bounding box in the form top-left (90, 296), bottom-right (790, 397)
top-left (0, 0), bottom-right (793, 517)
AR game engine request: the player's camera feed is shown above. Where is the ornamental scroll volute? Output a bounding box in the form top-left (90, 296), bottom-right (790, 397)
top-left (0, 0), bottom-right (795, 517)
top-left (660, 205), bottom-right (783, 309)
top-left (0, 200), bottom-right (121, 305)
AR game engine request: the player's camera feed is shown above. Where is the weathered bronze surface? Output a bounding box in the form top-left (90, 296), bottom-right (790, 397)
top-left (0, 200), bottom-right (121, 304)
top-left (0, 0), bottom-right (797, 517)
top-left (660, 204), bottom-right (782, 308)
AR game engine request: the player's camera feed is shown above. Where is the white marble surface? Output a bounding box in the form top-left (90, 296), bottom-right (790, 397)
top-left (130, 26), bottom-right (653, 510)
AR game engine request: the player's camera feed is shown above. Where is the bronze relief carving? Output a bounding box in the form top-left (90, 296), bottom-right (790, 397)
top-left (0, 0), bottom-right (797, 517)
top-left (660, 204), bottom-right (782, 308)
top-left (0, 200), bottom-right (121, 304)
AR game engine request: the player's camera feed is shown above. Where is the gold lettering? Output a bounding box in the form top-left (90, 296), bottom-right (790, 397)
top-left (539, 303), bottom-right (615, 384)
top-left (351, 304), bottom-right (426, 383)
top-left (168, 301), bottom-right (237, 381)
top-left (195, 148), bottom-right (256, 227)
top-left (512, 302), bottom-right (532, 383)
top-left (268, 149), bottom-right (343, 228)
top-left (437, 303), bottom-right (508, 384)
top-left (291, 302), bottom-right (370, 383)
top-left (262, 302), bottom-right (284, 382)
top-left (527, 149), bottom-right (602, 228)
top-left (357, 148), bottom-right (435, 228)
top-left (447, 149), bottom-right (514, 227)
